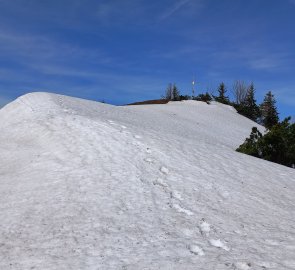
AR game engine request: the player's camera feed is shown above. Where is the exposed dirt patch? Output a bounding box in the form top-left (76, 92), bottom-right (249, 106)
top-left (127, 99), bottom-right (169, 105)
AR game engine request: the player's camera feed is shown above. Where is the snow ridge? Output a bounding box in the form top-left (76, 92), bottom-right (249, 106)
top-left (0, 92), bottom-right (295, 270)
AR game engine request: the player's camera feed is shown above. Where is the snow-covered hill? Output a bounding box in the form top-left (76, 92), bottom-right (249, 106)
top-left (0, 92), bottom-right (294, 270)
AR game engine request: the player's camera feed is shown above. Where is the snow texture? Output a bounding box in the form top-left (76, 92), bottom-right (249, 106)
top-left (0, 92), bottom-right (295, 270)
top-left (189, 244), bottom-right (205, 256)
top-left (234, 262), bottom-right (252, 270)
top-left (199, 219), bottom-right (211, 236)
top-left (209, 239), bottom-right (230, 251)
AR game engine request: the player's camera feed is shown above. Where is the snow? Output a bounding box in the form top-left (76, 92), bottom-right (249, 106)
top-left (172, 203), bottom-right (194, 216)
top-left (0, 92), bottom-right (295, 269)
top-left (189, 244), bottom-right (205, 256)
top-left (160, 166), bottom-right (169, 175)
top-left (234, 262), bottom-right (252, 270)
top-left (171, 190), bottom-right (183, 201)
top-left (199, 219), bottom-right (211, 236)
top-left (209, 239), bottom-right (230, 251)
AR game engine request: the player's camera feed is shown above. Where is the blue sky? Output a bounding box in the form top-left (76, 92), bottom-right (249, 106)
top-left (0, 0), bottom-right (294, 118)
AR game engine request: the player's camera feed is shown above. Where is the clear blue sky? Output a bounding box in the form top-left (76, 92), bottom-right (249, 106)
top-left (0, 0), bottom-right (294, 118)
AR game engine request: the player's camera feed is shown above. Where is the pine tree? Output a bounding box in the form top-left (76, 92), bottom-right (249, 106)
top-left (260, 91), bottom-right (279, 129)
top-left (241, 83), bottom-right (260, 122)
top-left (194, 92), bottom-right (212, 103)
top-left (215, 82), bottom-right (229, 104)
top-left (236, 127), bottom-right (263, 157)
top-left (237, 118), bottom-right (295, 168)
top-left (172, 84), bottom-right (180, 101)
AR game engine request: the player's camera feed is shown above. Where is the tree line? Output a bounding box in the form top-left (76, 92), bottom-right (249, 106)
top-left (163, 81), bottom-right (279, 128)
top-left (163, 82), bottom-right (294, 168)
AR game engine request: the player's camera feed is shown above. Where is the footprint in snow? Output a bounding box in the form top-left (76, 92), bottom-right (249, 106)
top-left (153, 178), bottom-right (169, 188)
top-left (209, 239), bottom-right (230, 251)
top-left (160, 166), bottom-right (169, 175)
top-left (264, 239), bottom-right (280, 246)
top-left (146, 148), bottom-right (152, 154)
top-left (171, 190), bottom-right (183, 201)
top-left (173, 203), bottom-right (194, 216)
top-left (144, 157), bottom-right (154, 164)
top-left (199, 219), bottom-right (211, 236)
top-left (188, 244), bottom-right (205, 256)
top-left (234, 262), bottom-right (252, 270)
top-left (220, 190), bottom-right (230, 199)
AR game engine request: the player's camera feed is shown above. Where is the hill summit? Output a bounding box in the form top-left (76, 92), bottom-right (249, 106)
top-left (0, 92), bottom-right (294, 269)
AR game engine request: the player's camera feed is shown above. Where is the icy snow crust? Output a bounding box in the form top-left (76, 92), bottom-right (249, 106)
top-left (0, 92), bottom-right (295, 270)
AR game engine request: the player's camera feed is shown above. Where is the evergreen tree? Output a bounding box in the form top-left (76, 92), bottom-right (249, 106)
top-left (194, 92), bottom-right (212, 103)
top-left (240, 83), bottom-right (260, 122)
top-left (236, 127), bottom-right (263, 157)
top-left (260, 91), bottom-right (279, 129)
top-left (179, 95), bottom-right (191, 101)
top-left (237, 118), bottom-right (295, 168)
top-left (215, 82), bottom-right (229, 104)
top-left (172, 84), bottom-right (180, 101)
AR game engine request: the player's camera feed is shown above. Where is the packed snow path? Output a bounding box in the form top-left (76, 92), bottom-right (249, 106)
top-left (0, 93), bottom-right (295, 270)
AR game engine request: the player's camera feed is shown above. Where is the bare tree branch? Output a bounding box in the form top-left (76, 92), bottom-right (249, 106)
top-left (232, 80), bottom-right (249, 104)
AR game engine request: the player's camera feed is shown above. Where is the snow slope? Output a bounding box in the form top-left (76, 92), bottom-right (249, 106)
top-left (0, 92), bottom-right (294, 270)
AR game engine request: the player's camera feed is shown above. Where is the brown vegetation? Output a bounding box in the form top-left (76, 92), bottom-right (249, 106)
top-left (127, 99), bottom-right (169, 105)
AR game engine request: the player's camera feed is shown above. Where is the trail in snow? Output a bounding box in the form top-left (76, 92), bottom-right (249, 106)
top-left (0, 92), bottom-right (295, 270)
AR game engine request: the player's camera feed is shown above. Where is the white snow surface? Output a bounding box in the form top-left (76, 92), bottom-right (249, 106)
top-left (0, 92), bottom-right (295, 270)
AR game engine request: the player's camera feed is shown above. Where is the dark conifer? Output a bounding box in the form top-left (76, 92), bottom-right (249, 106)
top-left (172, 84), bottom-right (180, 101)
top-left (242, 83), bottom-right (261, 122)
top-left (260, 91), bottom-right (279, 129)
top-left (237, 118), bottom-right (295, 168)
top-left (215, 82), bottom-right (230, 104)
